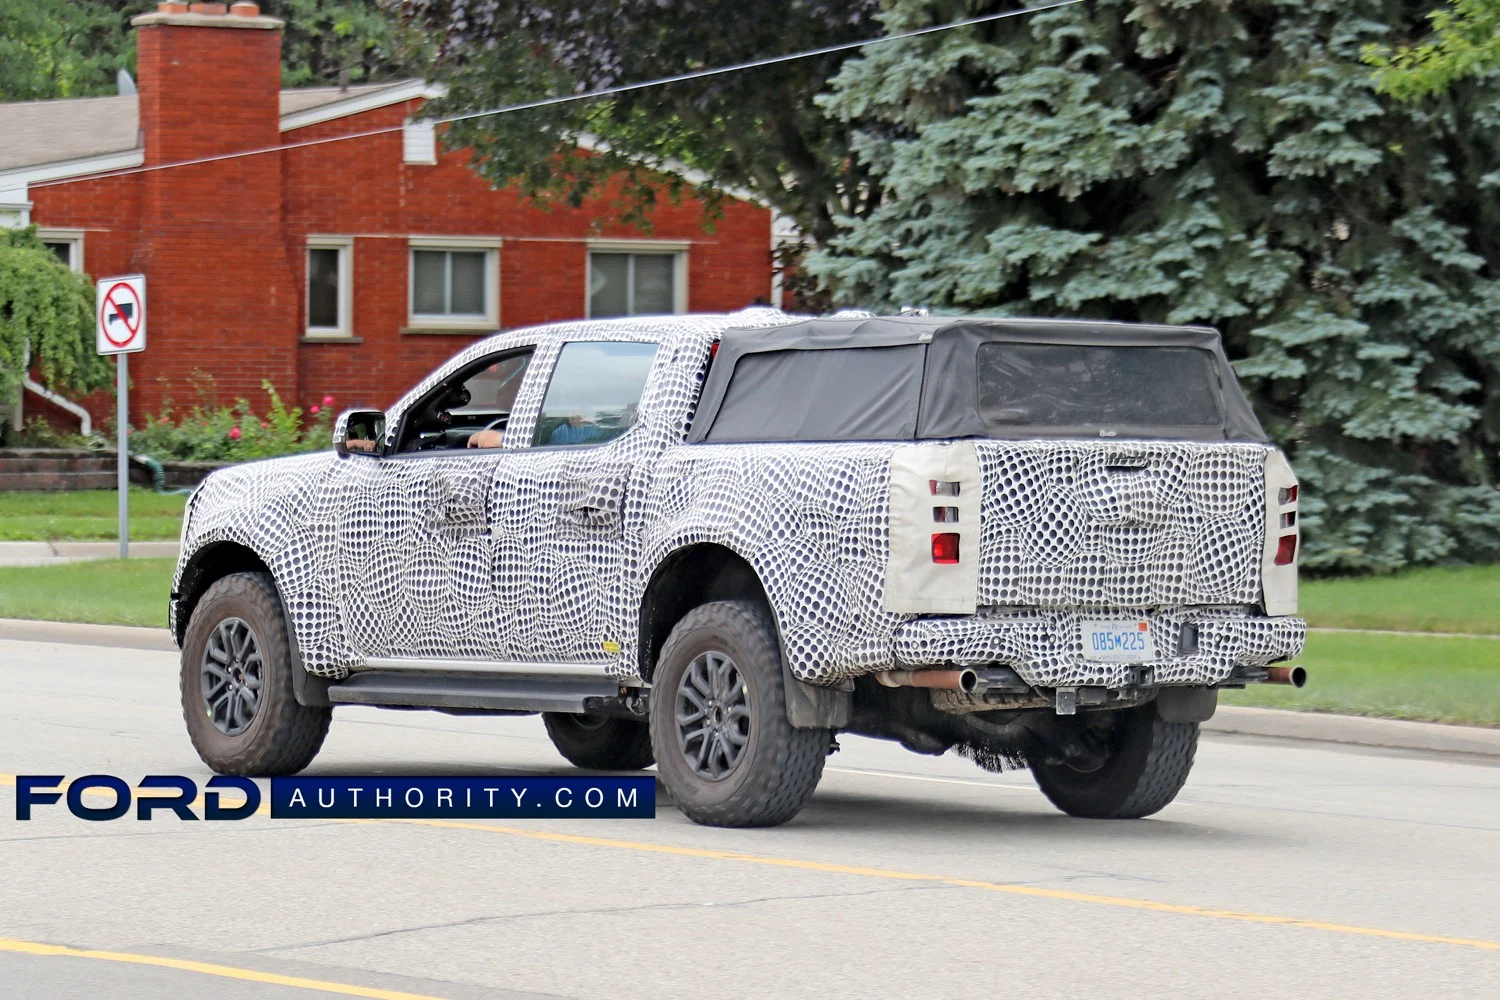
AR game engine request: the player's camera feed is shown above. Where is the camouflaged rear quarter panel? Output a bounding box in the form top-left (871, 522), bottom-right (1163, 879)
top-left (174, 312), bottom-right (1305, 688)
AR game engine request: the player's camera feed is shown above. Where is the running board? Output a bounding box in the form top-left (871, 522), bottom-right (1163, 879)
top-left (326, 671), bottom-right (625, 714)
top-left (357, 656), bottom-right (612, 678)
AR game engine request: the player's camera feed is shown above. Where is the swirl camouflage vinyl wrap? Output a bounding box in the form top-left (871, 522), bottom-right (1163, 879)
top-left (173, 312), bottom-right (1304, 688)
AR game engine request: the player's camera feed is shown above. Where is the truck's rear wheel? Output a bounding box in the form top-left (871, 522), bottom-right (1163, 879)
top-left (180, 572), bottom-right (331, 775)
top-left (1030, 704), bottom-right (1197, 819)
top-left (650, 600), bottom-right (829, 827)
top-left (542, 713), bottom-right (654, 770)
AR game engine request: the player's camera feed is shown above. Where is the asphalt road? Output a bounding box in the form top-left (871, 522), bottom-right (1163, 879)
top-left (2, 636), bottom-right (1497, 1000)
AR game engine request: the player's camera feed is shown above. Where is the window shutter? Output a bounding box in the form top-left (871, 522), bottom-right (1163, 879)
top-left (403, 121), bottom-right (437, 165)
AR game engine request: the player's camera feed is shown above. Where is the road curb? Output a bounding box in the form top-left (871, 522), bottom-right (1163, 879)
top-left (1207, 705), bottom-right (1500, 758)
top-left (0, 617), bottom-right (176, 651)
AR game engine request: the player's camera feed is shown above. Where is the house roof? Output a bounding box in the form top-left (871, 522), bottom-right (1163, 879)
top-left (0, 80), bottom-right (423, 174)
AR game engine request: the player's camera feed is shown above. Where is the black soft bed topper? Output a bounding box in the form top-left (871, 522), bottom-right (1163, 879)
top-left (688, 316), bottom-right (1267, 444)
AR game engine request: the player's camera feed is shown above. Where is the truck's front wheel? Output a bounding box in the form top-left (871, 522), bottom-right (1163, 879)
top-left (180, 572), bottom-right (331, 775)
top-left (650, 600), bottom-right (829, 827)
top-left (1030, 704), bottom-right (1197, 819)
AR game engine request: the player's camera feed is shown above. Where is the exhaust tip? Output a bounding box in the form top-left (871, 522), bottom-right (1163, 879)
top-left (1266, 665), bottom-right (1308, 688)
top-left (958, 668), bottom-right (979, 694)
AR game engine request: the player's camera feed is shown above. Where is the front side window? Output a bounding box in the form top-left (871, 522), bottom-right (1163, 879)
top-left (588, 252), bottom-right (680, 317)
top-left (394, 348), bottom-right (534, 453)
top-left (533, 341), bottom-right (659, 447)
top-left (410, 247), bottom-right (494, 323)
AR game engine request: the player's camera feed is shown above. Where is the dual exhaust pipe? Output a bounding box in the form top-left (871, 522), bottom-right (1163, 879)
top-left (879, 663), bottom-right (1309, 691)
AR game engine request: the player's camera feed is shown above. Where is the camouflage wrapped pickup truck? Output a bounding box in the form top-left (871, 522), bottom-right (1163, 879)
top-left (171, 311), bottom-right (1305, 827)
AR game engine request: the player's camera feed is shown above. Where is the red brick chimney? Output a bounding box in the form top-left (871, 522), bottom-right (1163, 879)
top-left (127, 1), bottom-right (299, 416)
top-left (134, 2), bottom-right (282, 167)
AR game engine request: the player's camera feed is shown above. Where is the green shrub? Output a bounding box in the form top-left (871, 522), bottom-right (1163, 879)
top-left (128, 381), bottom-right (335, 462)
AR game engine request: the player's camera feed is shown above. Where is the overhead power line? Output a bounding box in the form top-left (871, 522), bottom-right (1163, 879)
top-left (31, 0), bottom-right (1086, 190)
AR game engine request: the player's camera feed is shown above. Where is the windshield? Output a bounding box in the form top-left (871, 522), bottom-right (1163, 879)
top-left (975, 343), bottom-right (1222, 431)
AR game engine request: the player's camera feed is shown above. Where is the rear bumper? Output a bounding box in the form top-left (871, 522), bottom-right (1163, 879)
top-left (892, 609), bottom-right (1306, 689)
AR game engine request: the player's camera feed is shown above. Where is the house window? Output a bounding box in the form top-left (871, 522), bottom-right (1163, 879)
top-left (408, 239), bottom-right (500, 330)
top-left (588, 249), bottom-right (686, 318)
top-left (37, 230), bottom-right (84, 272)
top-left (306, 237), bottom-right (352, 337)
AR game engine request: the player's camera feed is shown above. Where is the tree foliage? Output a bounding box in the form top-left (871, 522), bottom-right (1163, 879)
top-left (0, 0), bottom-right (139, 101)
top-left (809, 0), bottom-right (1500, 572)
top-left (1365, 0), bottom-right (1500, 99)
top-left (404, 0), bottom-right (882, 241)
top-left (0, 0), bottom-right (426, 102)
top-left (0, 228), bottom-right (110, 406)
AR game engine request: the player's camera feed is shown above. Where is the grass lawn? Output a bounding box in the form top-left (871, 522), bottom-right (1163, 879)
top-left (1300, 564), bottom-right (1499, 635)
top-left (0, 558), bottom-right (174, 628)
top-left (1222, 630), bottom-right (1500, 728)
top-left (0, 489), bottom-right (186, 541)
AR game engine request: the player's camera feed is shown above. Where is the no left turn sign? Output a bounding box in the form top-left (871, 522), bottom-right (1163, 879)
top-left (97, 274), bottom-right (146, 355)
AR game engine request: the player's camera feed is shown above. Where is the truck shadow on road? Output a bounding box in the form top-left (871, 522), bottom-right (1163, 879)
top-left (788, 788), bottom-right (1258, 845)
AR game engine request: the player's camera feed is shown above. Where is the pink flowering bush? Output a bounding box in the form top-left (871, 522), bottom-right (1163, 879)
top-left (128, 380), bottom-right (336, 462)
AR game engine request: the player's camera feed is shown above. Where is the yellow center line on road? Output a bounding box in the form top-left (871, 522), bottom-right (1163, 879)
top-left (4, 773), bottom-right (1499, 955)
top-left (0, 937), bottom-right (448, 999)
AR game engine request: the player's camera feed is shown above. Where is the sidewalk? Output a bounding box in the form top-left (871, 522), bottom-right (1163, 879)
top-left (0, 541), bottom-right (180, 567)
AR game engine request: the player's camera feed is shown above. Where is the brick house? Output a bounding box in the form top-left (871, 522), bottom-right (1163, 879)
top-left (0, 1), bottom-right (775, 429)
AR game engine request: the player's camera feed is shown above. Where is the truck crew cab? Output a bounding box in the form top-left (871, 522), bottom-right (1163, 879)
top-left (171, 311), bottom-right (1305, 827)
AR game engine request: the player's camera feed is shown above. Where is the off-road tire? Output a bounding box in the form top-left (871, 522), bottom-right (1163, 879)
top-left (1030, 704), bottom-right (1198, 819)
top-left (180, 571), bottom-right (331, 775)
top-left (542, 713), bottom-right (654, 770)
top-left (650, 600), bottom-right (830, 827)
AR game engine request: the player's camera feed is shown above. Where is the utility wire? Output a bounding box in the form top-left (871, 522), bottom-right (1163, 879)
top-left (31, 0), bottom-right (1085, 190)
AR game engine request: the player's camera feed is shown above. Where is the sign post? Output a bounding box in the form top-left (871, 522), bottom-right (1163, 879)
top-left (96, 275), bottom-right (146, 559)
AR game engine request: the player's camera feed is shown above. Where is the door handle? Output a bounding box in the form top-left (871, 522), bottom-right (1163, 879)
top-left (563, 503), bottom-right (619, 525)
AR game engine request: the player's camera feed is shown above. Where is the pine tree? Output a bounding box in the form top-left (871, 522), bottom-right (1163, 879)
top-left (808, 0), bottom-right (1500, 572)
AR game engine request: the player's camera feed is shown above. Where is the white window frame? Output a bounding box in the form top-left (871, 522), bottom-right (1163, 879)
top-left (305, 236), bottom-right (353, 338)
top-left (407, 236), bottom-right (501, 332)
top-left (585, 239), bottom-right (690, 318)
top-left (37, 228), bottom-right (85, 273)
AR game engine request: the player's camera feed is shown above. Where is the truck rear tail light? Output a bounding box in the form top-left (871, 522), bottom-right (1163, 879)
top-left (932, 506), bottom-right (959, 523)
top-left (929, 480), bottom-right (960, 497)
top-left (1278, 485), bottom-right (1298, 505)
top-left (1274, 534), bottom-right (1297, 565)
top-left (931, 532), bottom-right (960, 564)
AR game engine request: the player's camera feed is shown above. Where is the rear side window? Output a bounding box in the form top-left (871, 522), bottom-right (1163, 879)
top-left (704, 345), bottom-right (925, 442)
top-left (976, 344), bottom-right (1222, 431)
top-left (533, 341), bottom-right (659, 447)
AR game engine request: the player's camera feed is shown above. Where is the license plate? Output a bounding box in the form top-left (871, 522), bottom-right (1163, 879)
top-left (1080, 620), bottom-right (1156, 663)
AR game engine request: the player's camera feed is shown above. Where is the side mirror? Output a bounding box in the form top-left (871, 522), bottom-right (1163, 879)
top-left (333, 409), bottom-right (386, 458)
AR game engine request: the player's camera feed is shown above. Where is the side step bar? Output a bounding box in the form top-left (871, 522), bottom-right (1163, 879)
top-left (326, 671), bottom-right (626, 715)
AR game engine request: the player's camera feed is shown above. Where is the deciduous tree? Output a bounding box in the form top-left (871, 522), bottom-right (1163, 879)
top-left (0, 228), bottom-right (110, 416)
top-left (404, 0), bottom-right (882, 241)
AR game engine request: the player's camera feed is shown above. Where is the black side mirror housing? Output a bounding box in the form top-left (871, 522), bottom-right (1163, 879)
top-left (333, 409), bottom-right (386, 457)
